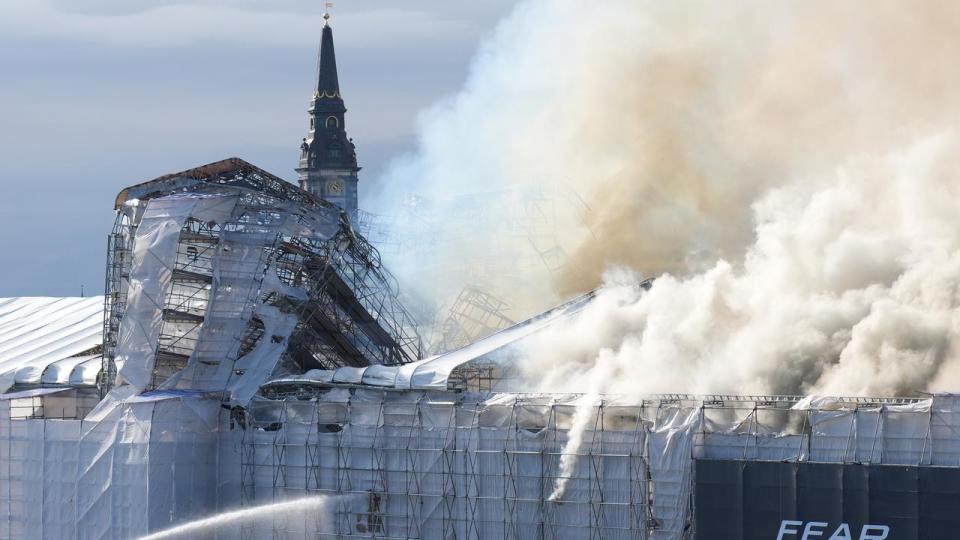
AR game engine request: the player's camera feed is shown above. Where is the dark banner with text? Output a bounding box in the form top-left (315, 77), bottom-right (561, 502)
top-left (694, 459), bottom-right (960, 540)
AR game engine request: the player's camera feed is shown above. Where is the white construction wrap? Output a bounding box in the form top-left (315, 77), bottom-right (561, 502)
top-left (0, 297), bottom-right (104, 392)
top-left (114, 195), bottom-right (237, 392)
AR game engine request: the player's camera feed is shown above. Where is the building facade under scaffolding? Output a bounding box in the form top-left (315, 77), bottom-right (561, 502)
top-left (2, 315), bottom-right (960, 539)
top-left (101, 157), bottom-right (421, 403)
top-left (0, 160), bottom-right (958, 537)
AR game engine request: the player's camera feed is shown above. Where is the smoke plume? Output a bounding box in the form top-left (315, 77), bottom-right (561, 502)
top-left (523, 133), bottom-right (960, 398)
top-left (366, 0), bottom-right (960, 503)
top-left (370, 0), bottom-right (960, 397)
top-left (523, 132), bottom-right (960, 499)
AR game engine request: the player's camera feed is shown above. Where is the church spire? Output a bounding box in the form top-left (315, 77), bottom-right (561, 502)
top-left (297, 5), bottom-right (360, 216)
top-left (316, 12), bottom-right (340, 99)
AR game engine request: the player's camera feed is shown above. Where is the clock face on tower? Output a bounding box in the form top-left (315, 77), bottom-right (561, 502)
top-left (326, 179), bottom-right (344, 195)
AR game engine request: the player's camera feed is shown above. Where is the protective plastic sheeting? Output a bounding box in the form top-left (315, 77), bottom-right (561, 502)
top-left (241, 391), bottom-right (660, 539)
top-left (0, 393), bottom-right (222, 539)
top-left (114, 194), bottom-right (237, 392)
top-left (40, 355), bottom-right (101, 386)
top-left (0, 297), bottom-right (104, 392)
top-left (0, 389), bottom-right (956, 538)
top-left (103, 159), bottom-right (425, 405)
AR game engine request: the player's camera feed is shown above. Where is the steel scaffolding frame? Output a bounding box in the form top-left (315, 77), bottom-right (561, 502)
top-left (238, 391), bottom-right (653, 539)
top-left (100, 212), bottom-right (135, 396)
top-left (232, 386), bottom-right (950, 540)
top-left (101, 158), bottom-right (424, 395)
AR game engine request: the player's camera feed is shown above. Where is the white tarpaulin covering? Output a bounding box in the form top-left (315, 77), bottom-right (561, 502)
top-left (159, 198), bottom-right (321, 405)
top-left (241, 391), bottom-right (656, 540)
top-left (0, 393), bottom-right (223, 539)
top-left (0, 389), bottom-right (958, 538)
top-left (114, 194), bottom-right (237, 392)
top-left (38, 355), bottom-right (101, 386)
top-left (0, 297), bottom-right (104, 392)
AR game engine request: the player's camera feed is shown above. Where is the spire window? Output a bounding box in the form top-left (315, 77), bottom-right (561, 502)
top-left (326, 116), bottom-right (340, 129)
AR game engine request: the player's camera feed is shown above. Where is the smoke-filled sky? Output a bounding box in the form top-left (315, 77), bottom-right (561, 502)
top-left (0, 0), bottom-right (513, 297)
top-left (360, 0), bottom-right (960, 398)
top-left (454, 0), bottom-right (960, 398)
top-left (7, 0), bottom-right (960, 398)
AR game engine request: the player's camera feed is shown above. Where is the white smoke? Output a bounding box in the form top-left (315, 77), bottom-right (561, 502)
top-left (366, 0), bottom-right (960, 500)
top-left (370, 0), bottom-right (960, 394)
top-left (527, 133), bottom-right (960, 500)
top-left (372, 0), bottom-right (960, 319)
top-left (524, 133), bottom-right (960, 398)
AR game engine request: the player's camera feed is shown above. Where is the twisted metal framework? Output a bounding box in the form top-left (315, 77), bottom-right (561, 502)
top-left (276, 220), bottom-right (422, 369)
top-left (101, 158), bottom-right (423, 394)
top-left (431, 286), bottom-right (515, 355)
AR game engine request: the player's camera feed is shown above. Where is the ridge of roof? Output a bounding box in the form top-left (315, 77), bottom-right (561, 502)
top-left (113, 157), bottom-right (341, 213)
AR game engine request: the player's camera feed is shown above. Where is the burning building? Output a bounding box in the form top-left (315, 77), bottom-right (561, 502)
top-left (1, 8), bottom-right (960, 540)
top-left (2, 247), bottom-right (959, 539)
top-left (102, 158), bottom-right (421, 401)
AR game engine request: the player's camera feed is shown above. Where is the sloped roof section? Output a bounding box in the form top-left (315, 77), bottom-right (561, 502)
top-left (272, 291), bottom-right (597, 392)
top-left (0, 297), bottom-right (104, 392)
top-left (114, 157), bottom-right (340, 212)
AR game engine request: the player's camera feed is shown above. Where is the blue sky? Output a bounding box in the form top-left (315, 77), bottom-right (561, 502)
top-left (0, 1), bottom-right (514, 296)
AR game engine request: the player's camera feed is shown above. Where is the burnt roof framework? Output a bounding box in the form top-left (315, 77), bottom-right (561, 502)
top-left (102, 158), bottom-right (423, 399)
top-left (431, 286), bottom-right (515, 355)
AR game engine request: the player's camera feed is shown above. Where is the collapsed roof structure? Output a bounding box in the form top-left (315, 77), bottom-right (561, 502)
top-left (1, 155), bottom-right (960, 539)
top-left (102, 158), bottom-right (422, 403)
top-left (264, 289), bottom-right (594, 394)
top-left (3, 8), bottom-right (960, 539)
